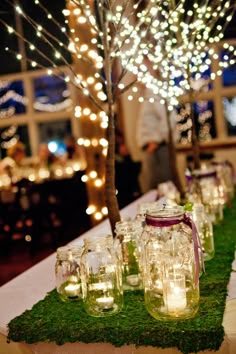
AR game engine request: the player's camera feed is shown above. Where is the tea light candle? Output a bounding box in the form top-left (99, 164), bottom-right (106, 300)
top-left (164, 275), bottom-right (186, 312)
top-left (89, 281), bottom-right (113, 291)
top-left (126, 274), bottom-right (140, 286)
top-left (96, 296), bottom-right (114, 309)
top-left (153, 279), bottom-right (163, 294)
top-left (64, 283), bottom-right (81, 298)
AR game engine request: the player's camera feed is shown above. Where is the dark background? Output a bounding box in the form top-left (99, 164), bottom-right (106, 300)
top-left (0, 0), bottom-right (71, 75)
top-left (0, 0), bottom-right (235, 76)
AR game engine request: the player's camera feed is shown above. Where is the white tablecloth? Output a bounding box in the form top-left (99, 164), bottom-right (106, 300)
top-left (0, 190), bottom-right (235, 354)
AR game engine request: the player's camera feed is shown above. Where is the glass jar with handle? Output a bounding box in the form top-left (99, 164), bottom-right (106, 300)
top-left (185, 168), bottom-right (224, 224)
top-left (141, 205), bottom-right (201, 321)
top-left (211, 160), bottom-right (235, 201)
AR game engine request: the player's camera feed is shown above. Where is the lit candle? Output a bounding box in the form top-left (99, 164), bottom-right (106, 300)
top-left (163, 274), bottom-right (187, 312)
top-left (153, 279), bottom-right (163, 294)
top-left (126, 274), bottom-right (140, 287)
top-left (96, 296), bottom-right (114, 309)
top-left (64, 283), bottom-right (81, 298)
top-left (89, 281), bottom-right (113, 291)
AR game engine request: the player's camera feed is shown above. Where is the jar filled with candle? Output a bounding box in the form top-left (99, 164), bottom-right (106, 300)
top-left (55, 245), bottom-right (83, 301)
top-left (141, 205), bottom-right (201, 321)
top-left (114, 219), bottom-right (143, 290)
top-left (191, 203), bottom-right (215, 261)
top-left (185, 168), bottom-right (224, 225)
top-left (81, 234), bottom-right (123, 317)
top-left (211, 160), bottom-right (235, 201)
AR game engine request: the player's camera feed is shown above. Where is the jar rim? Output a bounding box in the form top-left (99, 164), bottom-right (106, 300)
top-left (84, 234), bottom-right (113, 248)
top-left (146, 205), bottom-right (184, 219)
top-left (56, 246), bottom-right (72, 259)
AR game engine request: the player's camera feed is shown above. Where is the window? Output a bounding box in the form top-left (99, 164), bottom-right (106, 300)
top-left (38, 120), bottom-right (72, 155)
top-left (176, 100), bottom-right (215, 144)
top-left (223, 97), bottom-right (236, 136)
top-left (177, 40), bottom-right (236, 143)
top-left (33, 75), bottom-right (72, 113)
top-left (221, 48), bottom-right (236, 87)
top-left (0, 125), bottom-right (30, 158)
top-left (0, 67), bottom-right (78, 157)
top-left (0, 80), bottom-right (26, 118)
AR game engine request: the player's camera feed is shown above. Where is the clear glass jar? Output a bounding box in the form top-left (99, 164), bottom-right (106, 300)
top-left (55, 245), bottom-right (83, 301)
top-left (114, 220), bottom-right (143, 290)
top-left (81, 234), bottom-right (123, 317)
top-left (185, 168), bottom-right (223, 224)
top-left (136, 202), bottom-right (162, 224)
top-left (211, 160), bottom-right (235, 201)
top-left (141, 205), bottom-right (200, 321)
top-left (191, 203), bottom-right (214, 261)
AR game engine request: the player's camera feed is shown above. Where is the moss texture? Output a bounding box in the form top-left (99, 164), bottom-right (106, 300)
top-left (7, 200), bottom-right (236, 354)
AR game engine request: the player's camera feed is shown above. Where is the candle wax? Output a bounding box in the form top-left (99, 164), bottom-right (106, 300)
top-left (96, 296), bottom-right (114, 309)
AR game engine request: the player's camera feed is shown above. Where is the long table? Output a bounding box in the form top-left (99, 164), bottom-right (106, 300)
top-left (0, 190), bottom-right (236, 354)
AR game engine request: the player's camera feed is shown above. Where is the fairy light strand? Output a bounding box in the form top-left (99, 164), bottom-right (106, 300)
top-left (1, 0), bottom-right (236, 219)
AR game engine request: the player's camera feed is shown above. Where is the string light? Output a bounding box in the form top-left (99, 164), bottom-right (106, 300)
top-left (1, 0), bottom-right (235, 221)
top-left (33, 98), bottom-right (72, 112)
top-left (0, 90), bottom-right (28, 106)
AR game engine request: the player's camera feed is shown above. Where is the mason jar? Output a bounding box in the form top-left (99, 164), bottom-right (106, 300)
top-left (55, 245), bottom-right (83, 301)
top-left (211, 160), bottom-right (235, 201)
top-left (81, 234), bottom-right (123, 317)
top-left (141, 205), bottom-right (200, 321)
top-left (185, 168), bottom-right (223, 224)
top-left (191, 203), bottom-right (214, 261)
top-left (114, 219), bottom-right (143, 290)
top-left (136, 202), bottom-right (162, 225)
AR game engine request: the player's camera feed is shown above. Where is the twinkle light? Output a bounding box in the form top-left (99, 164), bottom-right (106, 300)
top-left (83, 107), bottom-right (91, 115)
top-left (94, 212), bottom-right (103, 220)
top-left (1, 136), bottom-right (19, 149)
top-left (1, 0), bottom-right (235, 223)
top-left (99, 138), bottom-right (108, 147)
top-left (86, 205), bottom-right (96, 215)
top-left (94, 179), bottom-right (103, 187)
top-left (77, 138), bottom-right (84, 145)
top-left (7, 26), bottom-right (14, 34)
top-left (33, 98), bottom-right (72, 112)
top-left (81, 175), bottom-right (88, 182)
top-left (89, 170), bottom-right (97, 179)
top-left (101, 206), bottom-right (108, 215)
top-left (89, 113), bottom-right (97, 121)
top-left (84, 139), bottom-right (91, 147)
top-left (100, 121), bottom-right (108, 129)
top-left (91, 138), bottom-right (98, 146)
top-left (0, 90), bottom-right (27, 106)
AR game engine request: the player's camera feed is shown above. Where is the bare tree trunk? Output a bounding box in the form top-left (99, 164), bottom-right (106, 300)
top-left (102, 6), bottom-right (121, 236)
top-left (164, 101), bottom-right (185, 199)
top-left (190, 100), bottom-right (201, 170)
top-left (186, 64), bottom-right (201, 170)
top-left (105, 110), bottom-right (121, 235)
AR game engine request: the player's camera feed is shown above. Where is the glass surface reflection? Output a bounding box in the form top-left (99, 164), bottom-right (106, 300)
top-left (33, 75), bottom-right (72, 112)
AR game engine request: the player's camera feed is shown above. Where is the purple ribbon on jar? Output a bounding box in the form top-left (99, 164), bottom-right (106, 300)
top-left (146, 214), bottom-right (204, 286)
top-left (194, 170), bottom-right (217, 179)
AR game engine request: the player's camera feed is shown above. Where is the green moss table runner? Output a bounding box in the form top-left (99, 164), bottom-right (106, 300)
top-left (7, 201), bottom-right (236, 354)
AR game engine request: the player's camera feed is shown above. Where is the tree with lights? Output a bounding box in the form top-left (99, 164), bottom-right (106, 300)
top-left (130, 0), bottom-right (236, 170)
top-left (0, 0), bottom-right (235, 234)
top-left (1, 0), bottom-right (164, 233)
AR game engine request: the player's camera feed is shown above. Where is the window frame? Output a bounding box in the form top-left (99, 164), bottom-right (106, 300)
top-left (0, 65), bottom-right (80, 157)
